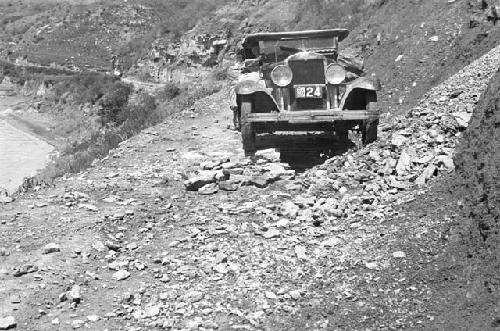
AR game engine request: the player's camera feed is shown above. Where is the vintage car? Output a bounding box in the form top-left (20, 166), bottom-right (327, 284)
top-left (233, 29), bottom-right (381, 156)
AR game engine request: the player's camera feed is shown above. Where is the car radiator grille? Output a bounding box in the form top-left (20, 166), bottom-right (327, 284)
top-left (289, 59), bottom-right (326, 110)
top-left (289, 59), bottom-right (325, 85)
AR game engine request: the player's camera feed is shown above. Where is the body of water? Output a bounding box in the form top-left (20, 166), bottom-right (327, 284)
top-left (0, 119), bottom-right (54, 194)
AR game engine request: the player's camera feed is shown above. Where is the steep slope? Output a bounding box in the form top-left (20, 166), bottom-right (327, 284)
top-left (349, 0), bottom-right (500, 113)
top-left (158, 0), bottom-right (500, 113)
top-left (4, 0), bottom-right (499, 111)
top-left (0, 0), bottom-right (230, 71)
top-left (455, 68), bottom-right (500, 254)
top-left (1, 0), bottom-right (166, 70)
top-left (435, 68), bottom-right (500, 329)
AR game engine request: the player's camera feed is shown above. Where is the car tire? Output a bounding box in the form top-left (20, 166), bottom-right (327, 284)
top-left (334, 123), bottom-right (349, 141)
top-left (362, 119), bottom-right (378, 144)
top-left (232, 107), bottom-right (241, 131)
top-left (362, 101), bottom-right (379, 145)
top-left (240, 98), bottom-right (256, 156)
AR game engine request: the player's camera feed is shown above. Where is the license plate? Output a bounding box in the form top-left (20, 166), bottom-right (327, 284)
top-left (295, 85), bottom-right (323, 98)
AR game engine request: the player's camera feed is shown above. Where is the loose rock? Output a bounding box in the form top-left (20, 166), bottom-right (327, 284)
top-left (0, 316), bottom-right (16, 330)
top-left (112, 270), bottom-right (130, 281)
top-left (42, 243), bottom-right (61, 254)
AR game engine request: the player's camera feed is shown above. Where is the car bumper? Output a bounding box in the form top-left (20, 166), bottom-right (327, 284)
top-left (247, 110), bottom-right (379, 123)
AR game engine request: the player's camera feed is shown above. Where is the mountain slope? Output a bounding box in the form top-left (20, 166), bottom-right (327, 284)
top-left (165, 0), bottom-right (500, 113)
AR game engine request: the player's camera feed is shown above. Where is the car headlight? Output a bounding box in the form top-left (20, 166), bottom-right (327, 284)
top-left (326, 64), bottom-right (346, 84)
top-left (271, 65), bottom-right (293, 87)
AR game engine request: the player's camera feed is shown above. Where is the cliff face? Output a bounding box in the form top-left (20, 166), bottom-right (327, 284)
top-left (454, 68), bottom-right (500, 252)
top-left (339, 0), bottom-right (500, 112)
top-left (429, 66), bottom-right (500, 331)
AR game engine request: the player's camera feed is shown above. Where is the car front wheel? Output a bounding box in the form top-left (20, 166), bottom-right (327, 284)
top-left (240, 98), bottom-right (256, 156)
top-left (231, 106), bottom-right (241, 131)
top-left (362, 101), bottom-right (379, 145)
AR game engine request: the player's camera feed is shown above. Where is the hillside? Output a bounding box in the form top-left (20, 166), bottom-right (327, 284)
top-left (184, 0), bottom-right (500, 112)
top-left (0, 0), bottom-right (230, 71)
top-left (125, 0), bottom-right (500, 114)
top-left (2, 1), bottom-right (500, 330)
top-left (3, 0), bottom-right (499, 107)
top-left (434, 67), bottom-right (500, 329)
top-left (1, 41), bottom-right (499, 331)
top-left (352, 0), bottom-right (500, 113)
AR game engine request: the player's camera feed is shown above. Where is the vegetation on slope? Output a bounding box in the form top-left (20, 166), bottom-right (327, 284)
top-left (29, 74), bottom-right (224, 187)
top-left (0, 0), bottom-right (233, 71)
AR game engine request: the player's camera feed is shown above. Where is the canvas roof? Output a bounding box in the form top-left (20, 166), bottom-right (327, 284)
top-left (242, 29), bottom-right (349, 49)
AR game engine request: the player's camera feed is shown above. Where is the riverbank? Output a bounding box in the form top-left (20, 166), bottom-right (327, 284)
top-left (0, 93), bottom-right (56, 194)
top-left (0, 66), bottom-right (228, 198)
top-left (0, 118), bottom-right (54, 194)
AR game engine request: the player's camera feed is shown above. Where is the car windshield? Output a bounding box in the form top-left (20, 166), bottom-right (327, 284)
top-left (260, 37), bottom-right (335, 53)
top-left (256, 37), bottom-right (336, 62)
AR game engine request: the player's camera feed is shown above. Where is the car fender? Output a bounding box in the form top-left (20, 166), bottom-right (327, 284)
top-left (234, 72), bottom-right (266, 94)
top-left (340, 76), bottom-right (381, 110)
top-left (235, 79), bottom-right (269, 95)
top-left (234, 72), bottom-right (279, 112)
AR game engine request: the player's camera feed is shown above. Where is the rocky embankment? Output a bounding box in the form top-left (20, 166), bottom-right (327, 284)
top-left (455, 65), bottom-right (500, 250)
top-left (0, 46), bottom-right (499, 330)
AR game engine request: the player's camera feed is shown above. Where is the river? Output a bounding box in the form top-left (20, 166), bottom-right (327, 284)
top-left (0, 99), bottom-right (54, 194)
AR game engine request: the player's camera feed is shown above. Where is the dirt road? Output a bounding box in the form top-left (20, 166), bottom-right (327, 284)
top-left (1, 46), bottom-right (499, 330)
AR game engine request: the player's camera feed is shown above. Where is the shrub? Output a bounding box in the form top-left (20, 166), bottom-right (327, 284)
top-left (53, 72), bottom-right (116, 105)
top-left (28, 74), bottom-right (223, 191)
top-left (120, 92), bottom-right (158, 131)
top-left (211, 66), bottom-right (229, 81)
top-left (49, 72), bottom-right (132, 126)
top-left (137, 69), bottom-right (153, 82)
top-left (156, 82), bottom-right (181, 102)
top-left (98, 81), bottom-right (133, 125)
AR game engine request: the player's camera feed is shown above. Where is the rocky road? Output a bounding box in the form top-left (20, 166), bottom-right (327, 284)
top-left (1, 46), bottom-right (500, 331)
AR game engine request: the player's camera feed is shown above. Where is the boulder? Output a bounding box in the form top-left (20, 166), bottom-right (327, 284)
top-left (415, 164), bottom-right (437, 186)
top-left (396, 149), bottom-right (412, 176)
top-left (452, 112), bottom-right (473, 129)
top-left (265, 163), bottom-right (288, 177)
top-left (112, 270), bottom-right (130, 281)
top-left (280, 201), bottom-right (299, 219)
top-left (198, 183), bottom-right (219, 195)
top-left (184, 171), bottom-right (217, 191)
top-left (69, 285), bottom-right (81, 303)
top-left (247, 176), bottom-right (269, 188)
top-left (255, 148), bottom-right (280, 162)
top-left (436, 155), bottom-right (455, 171)
top-left (0, 316), bottom-right (16, 330)
top-left (219, 181), bottom-right (239, 191)
top-left (43, 243), bottom-right (61, 254)
top-left (391, 134), bottom-right (408, 147)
